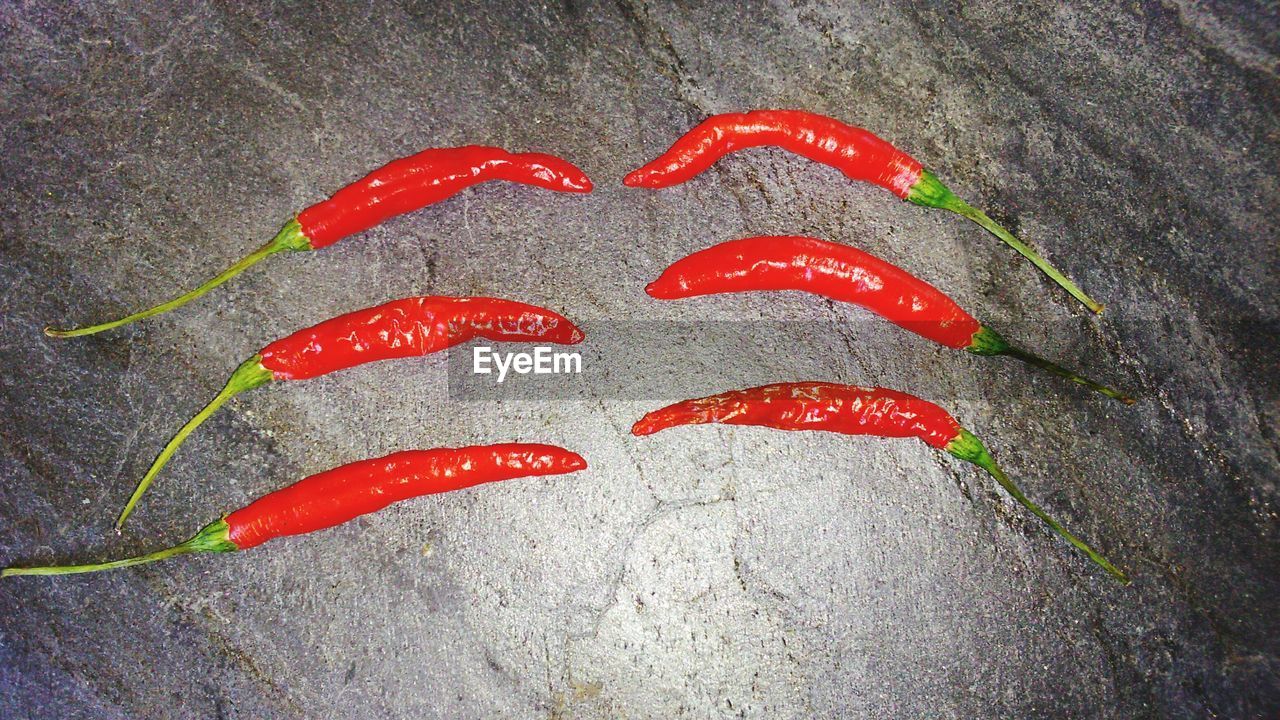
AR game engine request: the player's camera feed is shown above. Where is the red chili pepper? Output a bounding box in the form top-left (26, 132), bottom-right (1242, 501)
top-left (647, 235), bottom-right (1133, 403)
top-left (2, 444), bottom-right (587, 578)
top-left (115, 295), bottom-right (584, 529)
top-left (632, 382), bottom-right (1128, 583)
top-left (47, 146), bottom-right (593, 338)
top-left (624, 110), bottom-right (1103, 313)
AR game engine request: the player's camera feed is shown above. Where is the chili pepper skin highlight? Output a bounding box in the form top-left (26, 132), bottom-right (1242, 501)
top-left (647, 236), bottom-right (1133, 403)
top-left (3, 444), bottom-right (587, 578)
top-left (632, 382), bottom-right (1129, 583)
top-left (46, 146), bottom-right (593, 337)
top-left (624, 110), bottom-right (1103, 313)
top-left (115, 295), bottom-right (584, 530)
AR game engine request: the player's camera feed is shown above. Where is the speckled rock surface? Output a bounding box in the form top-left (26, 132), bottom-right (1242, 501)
top-left (1, 2), bottom-right (1276, 718)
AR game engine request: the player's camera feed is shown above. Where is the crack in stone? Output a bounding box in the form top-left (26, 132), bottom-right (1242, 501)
top-left (615, 0), bottom-right (713, 117)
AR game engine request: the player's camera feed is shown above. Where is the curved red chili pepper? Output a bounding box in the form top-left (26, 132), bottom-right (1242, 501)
top-left (625, 110), bottom-right (1102, 313)
top-left (647, 236), bottom-right (1133, 403)
top-left (297, 147), bottom-right (591, 248)
top-left (2, 444), bottom-right (587, 578)
top-left (633, 382), bottom-right (1129, 583)
top-left (626, 110), bottom-right (923, 197)
top-left (115, 296), bottom-right (584, 529)
top-left (47, 146), bottom-right (593, 338)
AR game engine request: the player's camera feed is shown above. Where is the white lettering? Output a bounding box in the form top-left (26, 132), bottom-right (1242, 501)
top-left (473, 346), bottom-right (493, 375)
top-left (493, 348), bottom-right (514, 383)
top-left (470, 346), bottom-right (583, 383)
top-left (554, 350), bottom-right (581, 374)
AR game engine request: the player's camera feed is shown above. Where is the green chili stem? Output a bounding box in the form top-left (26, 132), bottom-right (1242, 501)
top-left (115, 357), bottom-right (273, 530)
top-left (907, 170), bottom-right (1104, 314)
top-left (967, 326), bottom-right (1135, 404)
top-left (947, 429), bottom-right (1130, 584)
top-left (3, 520), bottom-right (235, 578)
top-left (999, 346), bottom-right (1135, 404)
top-left (45, 220), bottom-right (310, 338)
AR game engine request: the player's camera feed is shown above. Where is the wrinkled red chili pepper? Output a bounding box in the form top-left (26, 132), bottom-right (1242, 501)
top-left (2, 444), bottom-right (587, 578)
top-left (624, 110), bottom-right (1102, 313)
top-left (647, 235), bottom-right (1133, 403)
top-left (633, 382), bottom-right (1128, 583)
top-left (47, 146), bottom-right (593, 337)
top-left (115, 295), bottom-right (584, 529)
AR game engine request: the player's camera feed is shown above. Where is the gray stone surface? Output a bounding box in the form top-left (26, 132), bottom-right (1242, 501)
top-left (1, 1), bottom-right (1277, 717)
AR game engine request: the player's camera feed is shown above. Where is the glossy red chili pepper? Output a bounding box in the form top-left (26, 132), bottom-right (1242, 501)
top-left (115, 296), bottom-right (584, 529)
top-left (2, 444), bottom-right (587, 578)
top-left (647, 236), bottom-right (1133, 403)
top-left (47, 146), bottom-right (593, 338)
top-left (625, 110), bottom-right (1102, 313)
top-left (633, 382), bottom-right (1128, 583)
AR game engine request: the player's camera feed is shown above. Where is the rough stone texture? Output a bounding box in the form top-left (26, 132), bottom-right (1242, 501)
top-left (1, 1), bottom-right (1277, 718)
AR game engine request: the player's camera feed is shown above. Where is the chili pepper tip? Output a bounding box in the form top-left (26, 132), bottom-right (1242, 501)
top-left (630, 417), bottom-right (659, 436)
